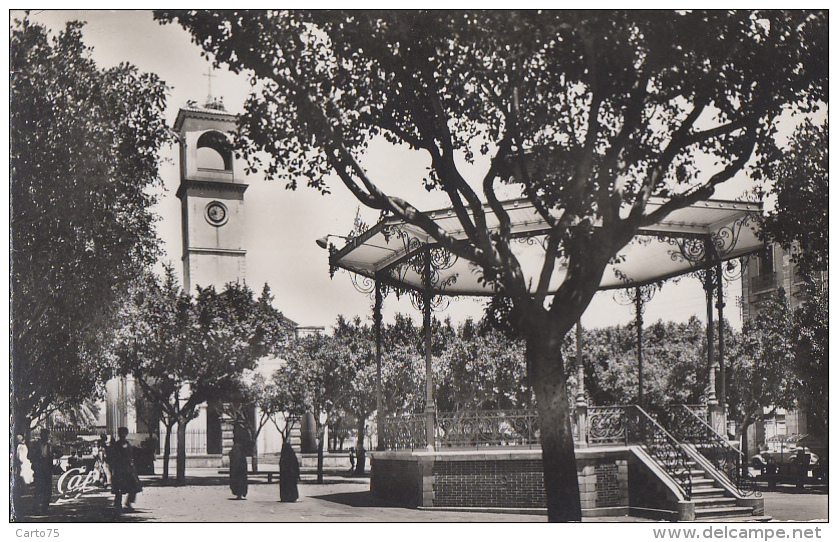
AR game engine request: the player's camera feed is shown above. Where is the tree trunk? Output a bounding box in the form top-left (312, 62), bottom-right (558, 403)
top-left (740, 418), bottom-right (751, 478)
top-left (528, 328), bottom-right (582, 522)
top-left (162, 422), bottom-right (174, 481)
top-left (13, 412), bottom-right (31, 441)
top-left (251, 449), bottom-right (259, 472)
top-left (316, 429), bottom-right (324, 484)
top-left (176, 416), bottom-right (187, 486)
top-left (251, 426), bottom-right (260, 473)
top-left (355, 415), bottom-right (367, 475)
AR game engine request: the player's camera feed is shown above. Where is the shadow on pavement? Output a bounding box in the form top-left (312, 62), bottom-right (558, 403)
top-left (299, 476), bottom-right (370, 486)
top-left (136, 472), bottom-right (369, 488)
top-left (310, 490), bottom-right (400, 509)
top-left (758, 484), bottom-right (829, 495)
top-left (140, 475), bottom-right (229, 487)
top-left (13, 491), bottom-right (151, 523)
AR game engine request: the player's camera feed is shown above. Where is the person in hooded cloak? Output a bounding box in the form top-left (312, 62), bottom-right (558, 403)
top-left (279, 441), bottom-right (300, 502)
top-left (228, 440), bottom-right (249, 499)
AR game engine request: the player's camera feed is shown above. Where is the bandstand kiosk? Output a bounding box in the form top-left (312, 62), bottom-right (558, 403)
top-left (323, 197), bottom-right (767, 521)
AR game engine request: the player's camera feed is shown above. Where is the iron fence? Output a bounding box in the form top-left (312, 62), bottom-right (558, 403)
top-left (436, 409), bottom-right (539, 448)
top-left (587, 406), bottom-right (627, 445)
top-left (168, 429), bottom-right (208, 455)
top-left (682, 404), bottom-right (708, 422)
top-left (380, 414), bottom-right (427, 450)
top-left (671, 405), bottom-right (759, 497)
top-left (381, 406), bottom-right (631, 450)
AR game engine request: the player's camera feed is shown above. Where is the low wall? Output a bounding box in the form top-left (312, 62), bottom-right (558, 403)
top-left (154, 452), bottom-right (351, 471)
top-left (370, 447), bottom-right (629, 517)
top-left (154, 454), bottom-right (224, 469)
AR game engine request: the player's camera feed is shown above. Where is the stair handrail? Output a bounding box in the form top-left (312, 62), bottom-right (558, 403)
top-left (674, 404), bottom-right (760, 497)
top-left (627, 404), bottom-right (693, 500)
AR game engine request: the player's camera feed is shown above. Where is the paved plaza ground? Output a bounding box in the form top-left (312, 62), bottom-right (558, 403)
top-left (13, 469), bottom-right (828, 523)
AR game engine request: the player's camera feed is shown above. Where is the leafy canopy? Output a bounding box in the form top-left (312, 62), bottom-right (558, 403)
top-left (156, 11), bottom-right (826, 520)
top-left (157, 10), bottom-right (826, 331)
top-left (11, 17), bottom-right (170, 429)
top-left (112, 268), bottom-right (291, 422)
top-left (791, 282), bottom-right (828, 443)
top-left (760, 119), bottom-right (828, 275)
top-left (727, 290), bottom-right (797, 432)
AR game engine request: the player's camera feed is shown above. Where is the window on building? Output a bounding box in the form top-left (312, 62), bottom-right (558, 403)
top-left (758, 245), bottom-right (774, 276)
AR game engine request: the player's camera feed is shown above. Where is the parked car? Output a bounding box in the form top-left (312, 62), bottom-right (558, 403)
top-left (751, 446), bottom-right (818, 469)
top-left (750, 446), bottom-right (818, 468)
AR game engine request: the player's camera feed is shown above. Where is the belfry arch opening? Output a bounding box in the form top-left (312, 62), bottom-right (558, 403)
top-left (196, 130), bottom-right (233, 171)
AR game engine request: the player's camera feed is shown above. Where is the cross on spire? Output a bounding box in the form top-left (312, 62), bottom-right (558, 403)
top-left (201, 66), bottom-right (225, 111)
top-left (203, 66), bottom-right (217, 104)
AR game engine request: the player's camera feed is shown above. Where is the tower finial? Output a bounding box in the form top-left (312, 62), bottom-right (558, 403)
top-left (203, 66), bottom-right (216, 106)
top-left (202, 66), bottom-right (225, 110)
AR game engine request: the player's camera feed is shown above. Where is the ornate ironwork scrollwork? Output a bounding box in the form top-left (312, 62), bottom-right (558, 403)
top-left (380, 413), bottom-right (427, 450)
top-left (711, 213), bottom-right (759, 258)
top-left (436, 409), bottom-right (540, 448)
top-left (512, 235), bottom-right (550, 251)
top-left (693, 266), bottom-right (719, 295)
top-left (667, 236), bottom-right (707, 264)
top-left (349, 273), bottom-right (376, 297)
top-left (587, 407), bottom-right (627, 445)
top-left (613, 283), bottom-right (660, 313)
top-left (380, 406), bottom-right (642, 451)
top-left (665, 212), bottom-right (760, 265)
top-left (381, 223), bottom-right (424, 256)
top-left (626, 405), bottom-right (693, 499)
top-left (721, 257), bottom-right (746, 282)
top-left (380, 246), bottom-right (460, 313)
top-left (666, 405), bottom-right (761, 497)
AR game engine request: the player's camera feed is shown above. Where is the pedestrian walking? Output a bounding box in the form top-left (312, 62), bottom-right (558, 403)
top-left (110, 427), bottom-right (142, 512)
top-left (348, 447), bottom-right (356, 475)
top-left (94, 435), bottom-right (111, 487)
top-left (29, 428), bottom-right (54, 515)
top-left (13, 434), bottom-right (34, 518)
top-left (279, 441), bottom-right (300, 502)
top-left (228, 440), bottom-right (249, 499)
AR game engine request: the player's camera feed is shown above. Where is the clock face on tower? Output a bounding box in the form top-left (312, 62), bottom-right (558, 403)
top-left (205, 201), bottom-right (228, 226)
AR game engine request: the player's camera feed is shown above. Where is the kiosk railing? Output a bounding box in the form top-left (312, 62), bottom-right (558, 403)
top-left (381, 406), bottom-right (629, 450)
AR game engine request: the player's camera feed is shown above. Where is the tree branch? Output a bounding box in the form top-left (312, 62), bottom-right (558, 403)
top-left (628, 94), bottom-right (710, 224)
top-left (535, 234), bottom-right (560, 304)
top-left (641, 126), bottom-right (758, 227)
top-left (597, 70), bottom-right (650, 226)
top-left (568, 31), bottom-right (604, 213)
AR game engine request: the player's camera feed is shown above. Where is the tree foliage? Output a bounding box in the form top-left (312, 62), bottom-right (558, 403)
top-left (436, 319), bottom-right (529, 411)
top-left (111, 268), bottom-right (289, 483)
top-left (727, 291), bottom-right (797, 447)
top-left (759, 119), bottom-right (828, 275)
top-left (583, 318), bottom-right (708, 407)
top-left (278, 330), bottom-right (352, 422)
top-left (155, 10), bottom-right (826, 317)
top-left (157, 10), bottom-right (826, 520)
top-left (791, 281), bottom-right (828, 446)
top-left (10, 17), bottom-right (170, 433)
top-left (758, 116), bottom-right (828, 449)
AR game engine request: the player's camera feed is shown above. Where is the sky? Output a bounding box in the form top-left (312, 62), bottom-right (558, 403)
top-left (21, 9), bottom-right (767, 333)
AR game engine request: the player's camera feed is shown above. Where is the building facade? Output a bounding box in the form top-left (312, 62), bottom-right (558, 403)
top-left (739, 242), bottom-right (813, 455)
top-left (103, 99), bottom-right (322, 460)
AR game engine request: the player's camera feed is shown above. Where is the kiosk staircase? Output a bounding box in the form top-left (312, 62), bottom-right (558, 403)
top-left (630, 405), bottom-right (768, 521)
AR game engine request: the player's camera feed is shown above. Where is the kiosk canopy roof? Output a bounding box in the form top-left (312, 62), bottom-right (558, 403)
top-left (329, 197), bottom-right (763, 296)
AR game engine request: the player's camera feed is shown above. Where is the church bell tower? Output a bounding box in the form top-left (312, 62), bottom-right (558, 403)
top-left (174, 97), bottom-right (250, 457)
top-left (174, 100), bottom-right (247, 293)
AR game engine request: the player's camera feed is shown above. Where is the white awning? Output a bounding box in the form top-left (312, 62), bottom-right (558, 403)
top-left (328, 197), bottom-right (763, 295)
